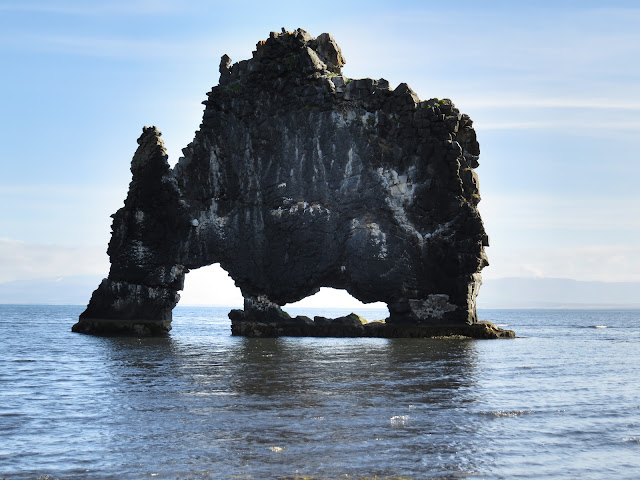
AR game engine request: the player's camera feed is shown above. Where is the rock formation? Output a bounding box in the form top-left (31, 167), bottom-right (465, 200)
top-left (73, 28), bottom-right (514, 339)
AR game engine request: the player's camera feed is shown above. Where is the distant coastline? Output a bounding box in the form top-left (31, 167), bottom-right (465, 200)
top-left (2, 275), bottom-right (640, 310)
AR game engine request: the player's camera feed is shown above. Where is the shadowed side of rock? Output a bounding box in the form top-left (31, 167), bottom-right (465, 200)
top-left (73, 127), bottom-right (191, 335)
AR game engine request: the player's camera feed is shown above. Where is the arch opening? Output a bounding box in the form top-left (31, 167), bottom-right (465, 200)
top-left (178, 263), bottom-right (243, 307)
top-left (284, 287), bottom-right (389, 322)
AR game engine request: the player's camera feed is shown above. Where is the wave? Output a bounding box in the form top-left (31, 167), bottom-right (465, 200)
top-left (478, 410), bottom-right (536, 418)
top-left (390, 415), bottom-right (409, 427)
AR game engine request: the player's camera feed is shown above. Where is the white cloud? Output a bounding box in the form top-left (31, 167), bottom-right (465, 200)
top-left (0, 238), bottom-right (109, 284)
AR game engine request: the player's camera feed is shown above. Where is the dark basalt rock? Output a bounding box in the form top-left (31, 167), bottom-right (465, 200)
top-left (73, 28), bottom-right (514, 339)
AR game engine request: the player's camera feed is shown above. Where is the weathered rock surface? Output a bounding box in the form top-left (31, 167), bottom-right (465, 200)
top-left (74, 28), bottom-right (513, 339)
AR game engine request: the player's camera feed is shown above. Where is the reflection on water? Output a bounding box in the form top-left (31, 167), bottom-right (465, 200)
top-left (83, 315), bottom-right (483, 479)
top-left (1, 306), bottom-right (639, 479)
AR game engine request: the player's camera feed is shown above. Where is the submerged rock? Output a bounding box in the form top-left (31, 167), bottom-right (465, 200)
top-left (74, 28), bottom-right (513, 339)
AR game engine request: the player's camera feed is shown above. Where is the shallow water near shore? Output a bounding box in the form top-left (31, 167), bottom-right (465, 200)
top-left (1, 305), bottom-right (639, 479)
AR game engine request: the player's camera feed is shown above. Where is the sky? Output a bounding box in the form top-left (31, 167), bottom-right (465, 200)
top-left (1, 0), bottom-right (639, 307)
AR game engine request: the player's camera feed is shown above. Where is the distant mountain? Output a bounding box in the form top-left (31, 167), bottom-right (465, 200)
top-left (1, 275), bottom-right (639, 309)
top-left (478, 277), bottom-right (640, 309)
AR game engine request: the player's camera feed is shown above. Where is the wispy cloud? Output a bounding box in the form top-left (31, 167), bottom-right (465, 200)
top-left (483, 244), bottom-right (640, 282)
top-left (480, 194), bottom-right (640, 233)
top-left (480, 193), bottom-right (640, 282)
top-left (7, 33), bottom-right (217, 60)
top-left (0, 0), bottom-right (181, 16)
top-left (0, 238), bottom-right (109, 284)
top-left (462, 98), bottom-right (640, 111)
top-left (0, 184), bottom-right (126, 197)
top-left (464, 98), bottom-right (640, 134)
top-left (478, 120), bottom-right (640, 131)
top-left (0, 183), bottom-right (127, 247)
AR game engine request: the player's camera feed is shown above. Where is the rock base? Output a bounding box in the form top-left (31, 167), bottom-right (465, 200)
top-left (229, 311), bottom-right (515, 339)
top-left (71, 318), bottom-right (172, 336)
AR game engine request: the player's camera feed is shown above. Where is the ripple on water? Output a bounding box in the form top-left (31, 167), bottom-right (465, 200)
top-left (2, 306), bottom-right (640, 479)
top-left (477, 410), bottom-right (537, 418)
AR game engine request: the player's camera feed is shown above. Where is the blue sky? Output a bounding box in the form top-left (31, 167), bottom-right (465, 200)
top-left (1, 0), bottom-right (639, 306)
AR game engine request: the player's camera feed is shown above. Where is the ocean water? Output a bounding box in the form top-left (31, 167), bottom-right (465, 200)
top-left (0, 305), bottom-right (638, 480)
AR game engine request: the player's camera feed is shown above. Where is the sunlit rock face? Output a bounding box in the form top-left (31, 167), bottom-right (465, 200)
top-left (74, 28), bottom-right (507, 338)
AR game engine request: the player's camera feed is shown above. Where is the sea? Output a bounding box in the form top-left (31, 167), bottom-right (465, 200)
top-left (0, 305), bottom-right (638, 480)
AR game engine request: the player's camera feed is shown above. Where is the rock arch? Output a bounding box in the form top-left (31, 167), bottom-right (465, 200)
top-left (178, 263), bottom-right (243, 306)
top-left (73, 29), bottom-right (513, 338)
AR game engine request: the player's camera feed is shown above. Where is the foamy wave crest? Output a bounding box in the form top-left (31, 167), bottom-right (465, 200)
top-left (479, 410), bottom-right (536, 418)
top-left (390, 415), bottom-right (409, 427)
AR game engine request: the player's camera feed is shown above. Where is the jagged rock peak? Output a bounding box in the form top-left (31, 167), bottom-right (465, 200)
top-left (130, 126), bottom-right (168, 173)
top-left (219, 28), bottom-right (346, 85)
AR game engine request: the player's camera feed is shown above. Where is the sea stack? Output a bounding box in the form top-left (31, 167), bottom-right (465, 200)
top-left (73, 28), bottom-right (514, 339)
